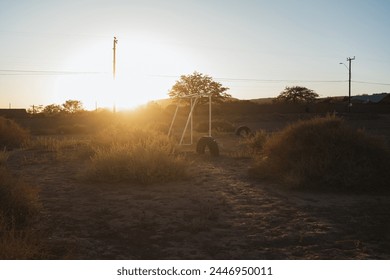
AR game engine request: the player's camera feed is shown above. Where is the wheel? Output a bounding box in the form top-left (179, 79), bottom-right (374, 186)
top-left (196, 136), bottom-right (219, 157)
top-left (235, 126), bottom-right (252, 137)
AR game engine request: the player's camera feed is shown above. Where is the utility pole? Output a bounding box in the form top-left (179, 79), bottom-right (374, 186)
top-left (113, 36), bottom-right (118, 80)
top-left (347, 56), bottom-right (355, 112)
top-left (112, 36), bottom-right (118, 113)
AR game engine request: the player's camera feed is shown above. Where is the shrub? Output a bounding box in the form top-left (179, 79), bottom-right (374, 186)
top-left (0, 117), bottom-right (29, 149)
top-left (0, 215), bottom-right (44, 259)
top-left (244, 130), bottom-right (269, 153)
top-left (0, 165), bottom-right (43, 259)
top-left (250, 115), bottom-right (390, 192)
top-left (0, 167), bottom-right (40, 227)
top-left (84, 126), bottom-right (188, 184)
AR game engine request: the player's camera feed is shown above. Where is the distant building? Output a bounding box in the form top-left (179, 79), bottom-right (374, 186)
top-left (351, 93), bottom-right (389, 104)
top-left (0, 109), bottom-right (28, 119)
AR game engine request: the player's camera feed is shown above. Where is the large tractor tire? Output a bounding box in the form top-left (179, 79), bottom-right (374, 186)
top-left (235, 126), bottom-right (252, 137)
top-left (196, 136), bottom-right (219, 157)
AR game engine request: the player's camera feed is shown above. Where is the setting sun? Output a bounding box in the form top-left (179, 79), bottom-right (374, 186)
top-left (53, 35), bottom-right (198, 110)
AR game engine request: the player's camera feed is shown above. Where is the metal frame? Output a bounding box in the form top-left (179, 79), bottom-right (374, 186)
top-left (168, 93), bottom-right (212, 145)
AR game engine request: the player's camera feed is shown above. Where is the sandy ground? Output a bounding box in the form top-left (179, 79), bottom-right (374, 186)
top-left (7, 135), bottom-right (390, 260)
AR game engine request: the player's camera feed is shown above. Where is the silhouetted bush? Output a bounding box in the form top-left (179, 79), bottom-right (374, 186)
top-left (0, 166), bottom-right (43, 259)
top-left (0, 167), bottom-right (40, 227)
top-left (250, 115), bottom-right (390, 193)
top-left (0, 117), bottom-right (29, 149)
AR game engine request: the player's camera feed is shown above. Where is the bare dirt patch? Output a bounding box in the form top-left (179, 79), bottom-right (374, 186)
top-left (6, 138), bottom-right (390, 259)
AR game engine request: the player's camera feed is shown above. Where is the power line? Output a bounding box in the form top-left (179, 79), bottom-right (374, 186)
top-left (1, 70), bottom-right (390, 87)
top-left (215, 78), bottom-right (347, 83)
top-left (353, 80), bottom-right (390, 86)
top-left (0, 69), bottom-right (107, 76)
top-left (151, 75), bottom-right (348, 84)
top-left (151, 74), bottom-right (390, 86)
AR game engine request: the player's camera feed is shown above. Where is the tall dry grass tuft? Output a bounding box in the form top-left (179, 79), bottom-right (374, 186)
top-left (244, 130), bottom-right (269, 153)
top-left (84, 125), bottom-right (188, 184)
top-left (25, 136), bottom-right (94, 161)
top-left (250, 115), bottom-right (390, 192)
top-left (0, 167), bottom-right (40, 228)
top-left (0, 149), bottom-right (9, 165)
top-left (0, 165), bottom-right (43, 259)
top-left (0, 216), bottom-right (44, 259)
top-left (0, 116), bottom-right (29, 149)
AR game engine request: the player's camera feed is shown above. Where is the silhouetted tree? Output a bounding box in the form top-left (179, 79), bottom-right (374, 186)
top-left (168, 72), bottom-right (231, 104)
top-left (275, 86), bottom-right (319, 103)
top-left (42, 104), bottom-right (63, 115)
top-left (62, 100), bottom-right (84, 113)
top-left (27, 105), bottom-right (44, 114)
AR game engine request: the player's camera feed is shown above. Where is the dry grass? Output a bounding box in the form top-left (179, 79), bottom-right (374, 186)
top-left (0, 165), bottom-right (43, 259)
top-left (0, 149), bottom-right (9, 165)
top-left (0, 217), bottom-right (44, 259)
top-left (0, 116), bottom-right (29, 149)
top-left (0, 167), bottom-right (40, 227)
top-left (22, 122), bottom-right (189, 185)
top-left (243, 130), bottom-right (269, 153)
top-left (2, 109), bottom-right (390, 259)
top-left (250, 115), bottom-right (390, 192)
top-left (83, 125), bottom-right (188, 184)
top-left (196, 119), bottom-right (235, 133)
top-left (24, 136), bottom-right (94, 161)
top-left (227, 130), bottom-right (269, 158)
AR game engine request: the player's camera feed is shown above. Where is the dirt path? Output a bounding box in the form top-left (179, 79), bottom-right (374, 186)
top-left (7, 149), bottom-right (390, 259)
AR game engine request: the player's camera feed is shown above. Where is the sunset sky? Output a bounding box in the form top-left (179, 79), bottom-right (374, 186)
top-left (1, 0), bottom-right (390, 110)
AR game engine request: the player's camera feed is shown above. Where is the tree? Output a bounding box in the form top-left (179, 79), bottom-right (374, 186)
top-left (42, 104), bottom-right (63, 115)
top-left (168, 72), bottom-right (231, 104)
top-left (275, 86), bottom-right (319, 103)
top-left (62, 100), bottom-right (84, 113)
top-left (27, 105), bottom-right (44, 114)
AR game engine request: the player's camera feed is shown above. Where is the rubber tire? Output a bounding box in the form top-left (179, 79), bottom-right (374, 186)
top-left (235, 126), bottom-right (252, 137)
top-left (196, 136), bottom-right (219, 157)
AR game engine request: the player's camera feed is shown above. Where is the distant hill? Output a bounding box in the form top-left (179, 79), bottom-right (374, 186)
top-left (247, 97), bottom-right (274, 104)
top-left (352, 93), bottom-right (389, 103)
top-left (156, 93), bottom-right (390, 107)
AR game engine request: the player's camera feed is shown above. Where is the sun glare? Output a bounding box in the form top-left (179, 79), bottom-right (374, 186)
top-left (54, 35), bottom-right (196, 110)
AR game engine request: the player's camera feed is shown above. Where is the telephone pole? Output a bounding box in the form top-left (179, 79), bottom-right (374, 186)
top-left (113, 36), bottom-right (118, 80)
top-left (347, 56), bottom-right (355, 112)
